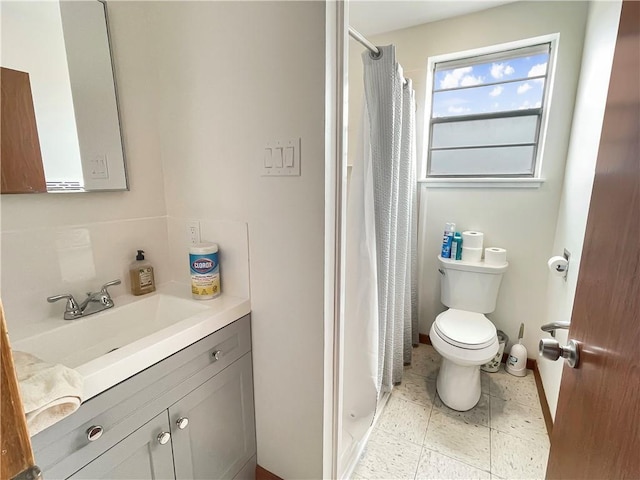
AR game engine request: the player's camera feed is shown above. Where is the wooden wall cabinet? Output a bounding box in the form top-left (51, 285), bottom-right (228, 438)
top-left (0, 67), bottom-right (47, 194)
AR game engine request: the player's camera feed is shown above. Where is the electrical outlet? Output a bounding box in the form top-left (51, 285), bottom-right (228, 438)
top-left (187, 221), bottom-right (200, 245)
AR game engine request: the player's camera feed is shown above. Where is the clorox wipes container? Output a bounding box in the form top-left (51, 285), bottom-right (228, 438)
top-left (189, 242), bottom-right (221, 300)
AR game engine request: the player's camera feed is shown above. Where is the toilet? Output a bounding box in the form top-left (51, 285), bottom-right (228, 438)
top-left (429, 255), bottom-right (508, 411)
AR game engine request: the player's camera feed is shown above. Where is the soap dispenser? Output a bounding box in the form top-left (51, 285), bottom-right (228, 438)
top-left (129, 250), bottom-right (156, 296)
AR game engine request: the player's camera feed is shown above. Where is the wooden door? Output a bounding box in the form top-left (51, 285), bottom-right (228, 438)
top-left (170, 354), bottom-right (256, 480)
top-left (0, 67), bottom-right (47, 194)
top-left (546, 1), bottom-right (639, 478)
top-left (0, 304), bottom-right (38, 480)
top-left (69, 411), bottom-right (175, 480)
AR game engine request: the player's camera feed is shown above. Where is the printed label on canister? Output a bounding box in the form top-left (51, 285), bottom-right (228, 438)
top-left (190, 252), bottom-right (220, 299)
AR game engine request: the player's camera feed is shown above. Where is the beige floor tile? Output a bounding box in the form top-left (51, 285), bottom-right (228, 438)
top-left (353, 428), bottom-right (422, 480)
top-left (488, 368), bottom-right (540, 407)
top-left (394, 373), bottom-right (437, 408)
top-left (377, 395), bottom-right (431, 445)
top-left (434, 392), bottom-right (490, 427)
top-left (490, 429), bottom-right (549, 479)
top-left (416, 448), bottom-right (490, 480)
top-left (423, 410), bottom-right (491, 471)
top-left (490, 396), bottom-right (548, 440)
top-left (404, 344), bottom-right (441, 380)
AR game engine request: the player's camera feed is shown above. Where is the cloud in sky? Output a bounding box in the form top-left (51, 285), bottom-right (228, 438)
top-left (517, 83), bottom-right (532, 94)
top-left (489, 86), bottom-right (504, 97)
top-left (448, 105), bottom-right (471, 114)
top-left (528, 63), bottom-right (547, 77)
top-left (528, 63), bottom-right (547, 85)
top-left (440, 67), bottom-right (483, 89)
top-left (490, 63), bottom-right (515, 79)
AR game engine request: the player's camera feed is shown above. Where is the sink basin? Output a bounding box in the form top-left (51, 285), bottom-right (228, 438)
top-left (12, 283), bottom-right (250, 400)
top-left (14, 294), bottom-right (209, 368)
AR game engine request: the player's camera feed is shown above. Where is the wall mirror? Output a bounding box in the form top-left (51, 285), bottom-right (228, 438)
top-left (0, 0), bottom-right (128, 194)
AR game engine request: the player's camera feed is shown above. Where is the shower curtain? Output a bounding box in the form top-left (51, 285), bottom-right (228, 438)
top-left (342, 45), bottom-right (417, 458)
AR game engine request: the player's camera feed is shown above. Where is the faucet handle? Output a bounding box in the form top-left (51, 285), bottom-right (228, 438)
top-left (47, 294), bottom-right (82, 320)
top-left (100, 278), bottom-right (122, 300)
top-left (100, 279), bottom-right (121, 295)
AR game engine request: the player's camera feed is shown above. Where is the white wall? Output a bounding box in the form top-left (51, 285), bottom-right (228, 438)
top-left (148, 2), bottom-right (327, 478)
top-left (1, 2), bottom-right (168, 335)
top-left (538, 0), bottom-right (621, 419)
top-left (349, 1), bottom-right (589, 356)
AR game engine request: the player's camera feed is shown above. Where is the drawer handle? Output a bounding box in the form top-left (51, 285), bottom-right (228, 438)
top-left (157, 431), bottom-right (171, 445)
top-left (86, 425), bottom-right (104, 442)
top-left (176, 417), bottom-right (189, 430)
top-left (211, 350), bottom-right (223, 361)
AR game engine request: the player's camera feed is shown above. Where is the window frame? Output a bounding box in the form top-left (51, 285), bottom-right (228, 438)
top-left (420, 34), bottom-right (560, 186)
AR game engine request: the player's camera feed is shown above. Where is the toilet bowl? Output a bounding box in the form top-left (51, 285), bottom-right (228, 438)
top-left (430, 256), bottom-right (508, 411)
top-left (429, 309), bottom-right (498, 411)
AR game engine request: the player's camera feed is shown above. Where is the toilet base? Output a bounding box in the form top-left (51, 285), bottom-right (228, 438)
top-left (436, 358), bottom-right (482, 411)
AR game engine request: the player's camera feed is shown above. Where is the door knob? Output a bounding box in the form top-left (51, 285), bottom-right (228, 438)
top-left (539, 338), bottom-right (580, 368)
top-left (157, 431), bottom-right (171, 445)
top-left (176, 417), bottom-right (189, 430)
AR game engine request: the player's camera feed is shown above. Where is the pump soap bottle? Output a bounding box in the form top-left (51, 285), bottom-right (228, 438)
top-left (130, 250), bottom-right (156, 296)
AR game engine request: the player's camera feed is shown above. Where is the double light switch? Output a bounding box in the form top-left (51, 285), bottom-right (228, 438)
top-left (262, 138), bottom-right (300, 176)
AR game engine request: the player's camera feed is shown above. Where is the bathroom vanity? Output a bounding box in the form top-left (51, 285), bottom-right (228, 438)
top-left (27, 313), bottom-right (255, 479)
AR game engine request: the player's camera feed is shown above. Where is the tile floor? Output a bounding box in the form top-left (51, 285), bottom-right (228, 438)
top-left (353, 344), bottom-right (550, 480)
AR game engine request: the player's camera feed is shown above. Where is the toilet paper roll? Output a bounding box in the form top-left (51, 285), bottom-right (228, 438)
top-left (485, 247), bottom-right (507, 266)
top-left (462, 247), bottom-right (482, 263)
top-left (462, 231), bottom-right (484, 249)
top-left (548, 256), bottom-right (569, 277)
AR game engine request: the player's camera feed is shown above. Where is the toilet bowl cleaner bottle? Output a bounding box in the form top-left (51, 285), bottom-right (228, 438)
top-left (441, 223), bottom-right (456, 258)
top-left (506, 323), bottom-right (528, 377)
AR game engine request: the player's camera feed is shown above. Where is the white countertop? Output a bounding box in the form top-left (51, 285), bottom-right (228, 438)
top-left (12, 282), bottom-right (251, 401)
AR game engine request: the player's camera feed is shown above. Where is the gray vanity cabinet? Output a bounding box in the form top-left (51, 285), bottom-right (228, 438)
top-left (69, 411), bottom-right (175, 480)
top-left (31, 315), bottom-right (256, 480)
top-left (170, 354), bottom-right (256, 480)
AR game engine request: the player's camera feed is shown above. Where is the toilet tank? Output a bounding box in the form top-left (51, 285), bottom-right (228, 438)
top-left (438, 256), bottom-right (508, 313)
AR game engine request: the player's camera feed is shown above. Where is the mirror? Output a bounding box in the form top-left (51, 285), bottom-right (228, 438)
top-left (0, 0), bottom-right (128, 193)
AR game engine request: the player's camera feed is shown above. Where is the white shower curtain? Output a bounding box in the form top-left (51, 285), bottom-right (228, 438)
top-left (342, 44), bottom-right (417, 457)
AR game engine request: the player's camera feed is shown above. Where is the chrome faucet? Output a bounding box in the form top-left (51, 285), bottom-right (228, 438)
top-left (48, 279), bottom-right (121, 320)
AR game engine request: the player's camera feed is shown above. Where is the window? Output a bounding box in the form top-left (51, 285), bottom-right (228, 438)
top-left (425, 41), bottom-right (553, 179)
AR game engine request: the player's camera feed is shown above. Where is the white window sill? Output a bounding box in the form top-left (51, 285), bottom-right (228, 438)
top-left (418, 177), bottom-right (545, 188)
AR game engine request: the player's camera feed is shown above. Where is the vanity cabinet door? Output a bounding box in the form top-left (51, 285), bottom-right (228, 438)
top-left (169, 353), bottom-right (256, 480)
top-left (68, 411), bottom-right (175, 480)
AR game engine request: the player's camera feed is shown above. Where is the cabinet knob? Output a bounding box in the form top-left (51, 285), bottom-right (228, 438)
top-left (176, 417), bottom-right (189, 430)
top-left (86, 425), bottom-right (104, 442)
top-left (211, 350), bottom-right (223, 361)
top-left (157, 431), bottom-right (171, 445)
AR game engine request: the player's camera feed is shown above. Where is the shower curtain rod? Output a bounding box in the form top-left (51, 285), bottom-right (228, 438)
top-left (348, 26), bottom-right (380, 57)
top-left (348, 26), bottom-right (408, 85)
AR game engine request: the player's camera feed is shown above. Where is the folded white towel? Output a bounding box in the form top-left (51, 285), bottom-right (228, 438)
top-left (13, 351), bottom-right (84, 436)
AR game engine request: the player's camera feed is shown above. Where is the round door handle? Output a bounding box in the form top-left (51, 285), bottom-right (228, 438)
top-left (157, 431), bottom-right (171, 445)
top-left (211, 350), bottom-right (223, 361)
top-left (86, 425), bottom-right (104, 442)
top-left (176, 417), bottom-right (189, 430)
top-left (539, 338), bottom-right (580, 368)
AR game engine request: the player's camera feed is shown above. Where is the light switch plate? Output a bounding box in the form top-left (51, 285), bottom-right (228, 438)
top-left (261, 138), bottom-right (300, 176)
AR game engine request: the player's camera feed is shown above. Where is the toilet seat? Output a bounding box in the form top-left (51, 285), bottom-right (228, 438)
top-left (434, 309), bottom-right (496, 350)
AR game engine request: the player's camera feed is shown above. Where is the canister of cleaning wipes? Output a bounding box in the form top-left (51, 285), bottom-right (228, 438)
top-left (189, 242), bottom-right (221, 300)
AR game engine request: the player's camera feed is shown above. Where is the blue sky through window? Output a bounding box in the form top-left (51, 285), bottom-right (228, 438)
top-left (432, 53), bottom-right (549, 118)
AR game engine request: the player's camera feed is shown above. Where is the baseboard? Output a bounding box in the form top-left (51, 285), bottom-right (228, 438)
top-left (418, 333), bottom-right (431, 345)
top-left (256, 465), bottom-right (283, 480)
top-left (532, 360), bottom-right (554, 438)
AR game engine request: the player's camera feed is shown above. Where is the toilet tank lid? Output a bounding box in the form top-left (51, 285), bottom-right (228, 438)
top-left (435, 309), bottom-right (497, 347)
top-left (438, 256), bottom-right (508, 274)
